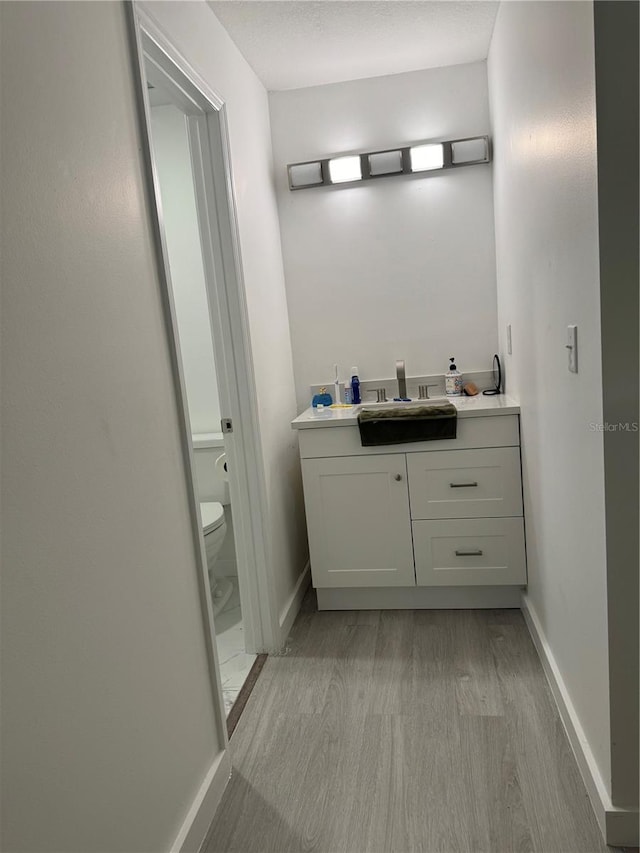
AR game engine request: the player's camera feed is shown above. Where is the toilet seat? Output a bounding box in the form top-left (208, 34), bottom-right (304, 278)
top-left (200, 501), bottom-right (225, 535)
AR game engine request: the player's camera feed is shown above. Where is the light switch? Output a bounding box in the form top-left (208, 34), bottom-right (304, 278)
top-left (567, 325), bottom-right (578, 373)
top-left (507, 324), bottom-right (512, 355)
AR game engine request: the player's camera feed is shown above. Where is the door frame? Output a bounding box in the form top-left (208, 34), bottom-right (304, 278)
top-left (126, 6), bottom-right (279, 712)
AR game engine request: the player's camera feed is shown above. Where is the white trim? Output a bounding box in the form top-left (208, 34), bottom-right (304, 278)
top-left (171, 750), bottom-right (232, 853)
top-left (316, 585), bottom-right (523, 610)
top-left (134, 6), bottom-right (223, 111)
top-left (605, 809), bottom-right (640, 848)
top-left (521, 593), bottom-right (639, 847)
top-left (278, 563), bottom-right (311, 643)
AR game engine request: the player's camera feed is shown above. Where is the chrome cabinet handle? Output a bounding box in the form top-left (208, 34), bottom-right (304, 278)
top-left (455, 549), bottom-right (483, 557)
top-left (394, 474), bottom-right (402, 481)
top-left (449, 482), bottom-right (478, 488)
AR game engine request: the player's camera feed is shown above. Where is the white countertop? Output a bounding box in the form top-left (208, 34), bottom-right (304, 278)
top-left (291, 394), bottom-right (520, 430)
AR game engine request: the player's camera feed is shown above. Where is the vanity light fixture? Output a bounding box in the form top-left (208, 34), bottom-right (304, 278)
top-left (451, 137), bottom-right (489, 164)
top-left (409, 143), bottom-right (444, 172)
top-left (367, 149), bottom-right (403, 176)
top-left (288, 161), bottom-right (324, 188)
top-left (287, 135), bottom-right (491, 190)
top-left (328, 155), bottom-right (362, 184)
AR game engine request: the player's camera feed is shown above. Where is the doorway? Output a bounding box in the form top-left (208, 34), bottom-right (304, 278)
top-left (129, 14), bottom-right (273, 731)
top-left (149, 94), bottom-right (256, 716)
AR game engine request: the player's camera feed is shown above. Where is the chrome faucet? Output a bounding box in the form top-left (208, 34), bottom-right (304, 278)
top-left (395, 360), bottom-right (409, 400)
top-left (365, 387), bottom-right (387, 403)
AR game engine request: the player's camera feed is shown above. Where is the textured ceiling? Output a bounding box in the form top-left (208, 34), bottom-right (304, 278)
top-left (207, 1), bottom-right (500, 91)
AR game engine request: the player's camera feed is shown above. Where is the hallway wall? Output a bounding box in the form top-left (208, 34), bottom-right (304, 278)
top-left (593, 0), bottom-right (639, 813)
top-left (0, 3), bottom-right (224, 851)
top-left (488, 0), bottom-right (610, 818)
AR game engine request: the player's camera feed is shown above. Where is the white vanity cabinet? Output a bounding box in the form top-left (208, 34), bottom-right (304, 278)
top-left (293, 402), bottom-right (526, 608)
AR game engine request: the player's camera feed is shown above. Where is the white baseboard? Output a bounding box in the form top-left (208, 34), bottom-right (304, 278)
top-left (171, 749), bottom-right (232, 853)
top-left (317, 585), bottom-right (523, 610)
top-left (521, 593), bottom-right (639, 847)
top-left (277, 561), bottom-right (311, 646)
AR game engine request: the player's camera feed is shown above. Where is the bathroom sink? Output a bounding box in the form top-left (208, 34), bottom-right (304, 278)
top-left (356, 398), bottom-right (449, 412)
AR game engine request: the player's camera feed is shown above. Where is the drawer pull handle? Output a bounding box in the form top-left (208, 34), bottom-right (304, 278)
top-left (394, 474), bottom-right (403, 481)
top-left (450, 481), bottom-right (478, 488)
top-left (455, 549), bottom-right (484, 557)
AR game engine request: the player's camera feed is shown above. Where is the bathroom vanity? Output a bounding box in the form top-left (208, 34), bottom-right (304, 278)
top-left (291, 396), bottom-right (526, 609)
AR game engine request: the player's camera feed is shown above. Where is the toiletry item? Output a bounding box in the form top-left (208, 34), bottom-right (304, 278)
top-left (445, 357), bottom-right (463, 397)
top-left (333, 364), bottom-right (341, 406)
top-left (312, 387), bottom-right (333, 407)
top-left (463, 382), bottom-right (479, 396)
top-left (344, 385), bottom-right (353, 405)
top-left (350, 367), bottom-right (361, 404)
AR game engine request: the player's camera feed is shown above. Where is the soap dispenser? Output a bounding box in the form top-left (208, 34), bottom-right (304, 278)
top-left (445, 357), bottom-right (463, 397)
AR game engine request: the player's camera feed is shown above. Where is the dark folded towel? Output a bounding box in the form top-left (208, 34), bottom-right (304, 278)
top-left (357, 403), bottom-right (457, 446)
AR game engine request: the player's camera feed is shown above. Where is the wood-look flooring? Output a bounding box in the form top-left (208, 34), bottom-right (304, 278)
top-left (203, 592), bottom-right (612, 853)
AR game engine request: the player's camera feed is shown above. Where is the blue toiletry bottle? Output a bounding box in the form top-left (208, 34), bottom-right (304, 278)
top-left (350, 366), bottom-right (361, 404)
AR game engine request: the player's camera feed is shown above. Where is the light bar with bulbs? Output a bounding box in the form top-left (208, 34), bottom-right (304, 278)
top-left (287, 135), bottom-right (491, 190)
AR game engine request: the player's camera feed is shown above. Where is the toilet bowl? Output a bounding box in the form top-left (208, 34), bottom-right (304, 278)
top-left (201, 500), bottom-right (227, 564)
top-left (192, 432), bottom-right (233, 616)
top-left (200, 500), bottom-right (232, 616)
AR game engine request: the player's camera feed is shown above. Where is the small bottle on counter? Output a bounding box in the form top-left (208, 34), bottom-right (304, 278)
top-left (350, 367), bottom-right (361, 404)
top-left (445, 357), bottom-right (463, 396)
top-left (312, 387), bottom-right (333, 407)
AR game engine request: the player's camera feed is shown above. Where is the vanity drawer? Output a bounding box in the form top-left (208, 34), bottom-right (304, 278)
top-left (413, 518), bottom-right (526, 586)
top-left (407, 447), bottom-right (523, 519)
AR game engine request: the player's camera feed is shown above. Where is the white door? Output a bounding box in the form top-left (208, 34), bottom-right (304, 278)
top-left (301, 454), bottom-right (415, 588)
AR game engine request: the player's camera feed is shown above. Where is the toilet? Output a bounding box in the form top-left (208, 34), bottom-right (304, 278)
top-left (192, 432), bottom-right (232, 615)
top-left (200, 499), bottom-right (232, 614)
top-left (200, 500), bottom-right (227, 568)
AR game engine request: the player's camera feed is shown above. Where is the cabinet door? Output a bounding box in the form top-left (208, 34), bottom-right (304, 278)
top-left (407, 447), bottom-right (523, 519)
top-left (413, 517), bottom-right (526, 586)
top-left (301, 455), bottom-right (415, 588)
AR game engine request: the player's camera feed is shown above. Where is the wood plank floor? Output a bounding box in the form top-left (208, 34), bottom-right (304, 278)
top-left (203, 592), bottom-right (613, 853)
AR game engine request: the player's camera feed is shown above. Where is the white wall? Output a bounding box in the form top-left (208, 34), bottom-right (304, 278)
top-left (488, 0), bottom-right (611, 796)
top-left (0, 3), bottom-right (223, 851)
top-left (593, 0), bottom-right (639, 812)
top-left (151, 104), bottom-right (221, 436)
top-left (141, 1), bottom-right (309, 639)
top-left (269, 62), bottom-right (498, 410)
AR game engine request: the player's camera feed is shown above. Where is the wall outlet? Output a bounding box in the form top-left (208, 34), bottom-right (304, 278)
top-left (507, 324), bottom-right (512, 355)
top-left (567, 324), bottom-right (578, 373)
